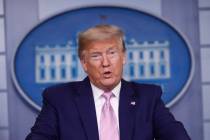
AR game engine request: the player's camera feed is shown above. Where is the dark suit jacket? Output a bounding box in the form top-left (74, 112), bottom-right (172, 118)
top-left (26, 77), bottom-right (190, 140)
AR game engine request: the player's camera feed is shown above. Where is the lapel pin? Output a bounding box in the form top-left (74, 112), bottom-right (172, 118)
top-left (130, 101), bottom-right (136, 105)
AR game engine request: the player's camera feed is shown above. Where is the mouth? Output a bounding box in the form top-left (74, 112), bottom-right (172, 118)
top-left (103, 71), bottom-right (112, 78)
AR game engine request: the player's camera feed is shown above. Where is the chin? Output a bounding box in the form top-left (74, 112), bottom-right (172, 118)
top-left (101, 80), bottom-right (118, 88)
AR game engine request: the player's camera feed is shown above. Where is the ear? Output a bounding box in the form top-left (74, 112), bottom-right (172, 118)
top-left (123, 52), bottom-right (126, 65)
top-left (80, 58), bottom-right (87, 72)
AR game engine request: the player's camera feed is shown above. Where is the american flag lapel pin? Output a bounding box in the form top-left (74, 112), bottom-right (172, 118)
top-left (130, 101), bottom-right (136, 105)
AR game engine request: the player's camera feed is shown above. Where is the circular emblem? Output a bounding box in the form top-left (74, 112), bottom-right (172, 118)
top-left (12, 6), bottom-right (194, 110)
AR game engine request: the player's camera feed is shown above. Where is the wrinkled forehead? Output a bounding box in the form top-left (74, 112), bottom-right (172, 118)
top-left (84, 37), bottom-right (123, 50)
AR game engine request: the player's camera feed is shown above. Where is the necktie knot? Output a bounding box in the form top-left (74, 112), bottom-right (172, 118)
top-left (102, 92), bottom-right (113, 101)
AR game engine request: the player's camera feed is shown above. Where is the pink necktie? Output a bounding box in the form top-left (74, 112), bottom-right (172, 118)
top-left (100, 92), bottom-right (119, 140)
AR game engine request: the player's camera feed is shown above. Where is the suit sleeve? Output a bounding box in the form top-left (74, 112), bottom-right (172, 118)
top-left (25, 88), bottom-right (59, 140)
top-left (153, 86), bottom-right (191, 140)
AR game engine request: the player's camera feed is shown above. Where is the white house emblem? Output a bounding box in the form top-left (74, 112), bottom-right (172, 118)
top-left (35, 39), bottom-right (170, 83)
top-left (12, 6), bottom-right (194, 110)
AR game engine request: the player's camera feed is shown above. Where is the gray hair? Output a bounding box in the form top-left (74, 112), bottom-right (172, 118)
top-left (78, 24), bottom-right (126, 59)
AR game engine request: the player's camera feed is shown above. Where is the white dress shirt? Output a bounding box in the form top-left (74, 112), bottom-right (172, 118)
top-left (90, 81), bottom-right (121, 133)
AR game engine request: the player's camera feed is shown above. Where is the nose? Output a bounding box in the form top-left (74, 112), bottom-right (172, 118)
top-left (102, 54), bottom-right (110, 67)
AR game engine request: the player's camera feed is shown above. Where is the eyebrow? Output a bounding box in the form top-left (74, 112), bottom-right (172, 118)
top-left (88, 46), bottom-right (119, 53)
top-left (89, 50), bottom-right (103, 54)
top-left (107, 47), bottom-right (118, 51)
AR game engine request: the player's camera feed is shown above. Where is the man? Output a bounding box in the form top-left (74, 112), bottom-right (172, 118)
top-left (26, 24), bottom-right (191, 140)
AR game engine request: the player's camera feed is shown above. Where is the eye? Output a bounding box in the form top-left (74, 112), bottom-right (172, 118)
top-left (90, 53), bottom-right (102, 60)
top-left (91, 54), bottom-right (100, 58)
top-left (108, 49), bottom-right (118, 56)
top-left (110, 50), bottom-right (116, 54)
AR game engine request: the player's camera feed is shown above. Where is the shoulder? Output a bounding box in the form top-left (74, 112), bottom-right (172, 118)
top-left (42, 80), bottom-right (83, 101)
top-left (123, 80), bottom-right (162, 99)
top-left (44, 81), bottom-right (80, 93)
top-left (132, 82), bottom-right (162, 94)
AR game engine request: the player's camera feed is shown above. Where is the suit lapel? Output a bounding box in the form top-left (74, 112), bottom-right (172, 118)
top-left (74, 77), bottom-right (99, 140)
top-left (119, 80), bottom-right (137, 140)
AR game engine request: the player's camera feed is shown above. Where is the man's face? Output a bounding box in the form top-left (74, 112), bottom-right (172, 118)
top-left (81, 38), bottom-right (126, 91)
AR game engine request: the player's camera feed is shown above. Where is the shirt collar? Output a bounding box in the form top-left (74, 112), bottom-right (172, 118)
top-left (91, 81), bottom-right (121, 100)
